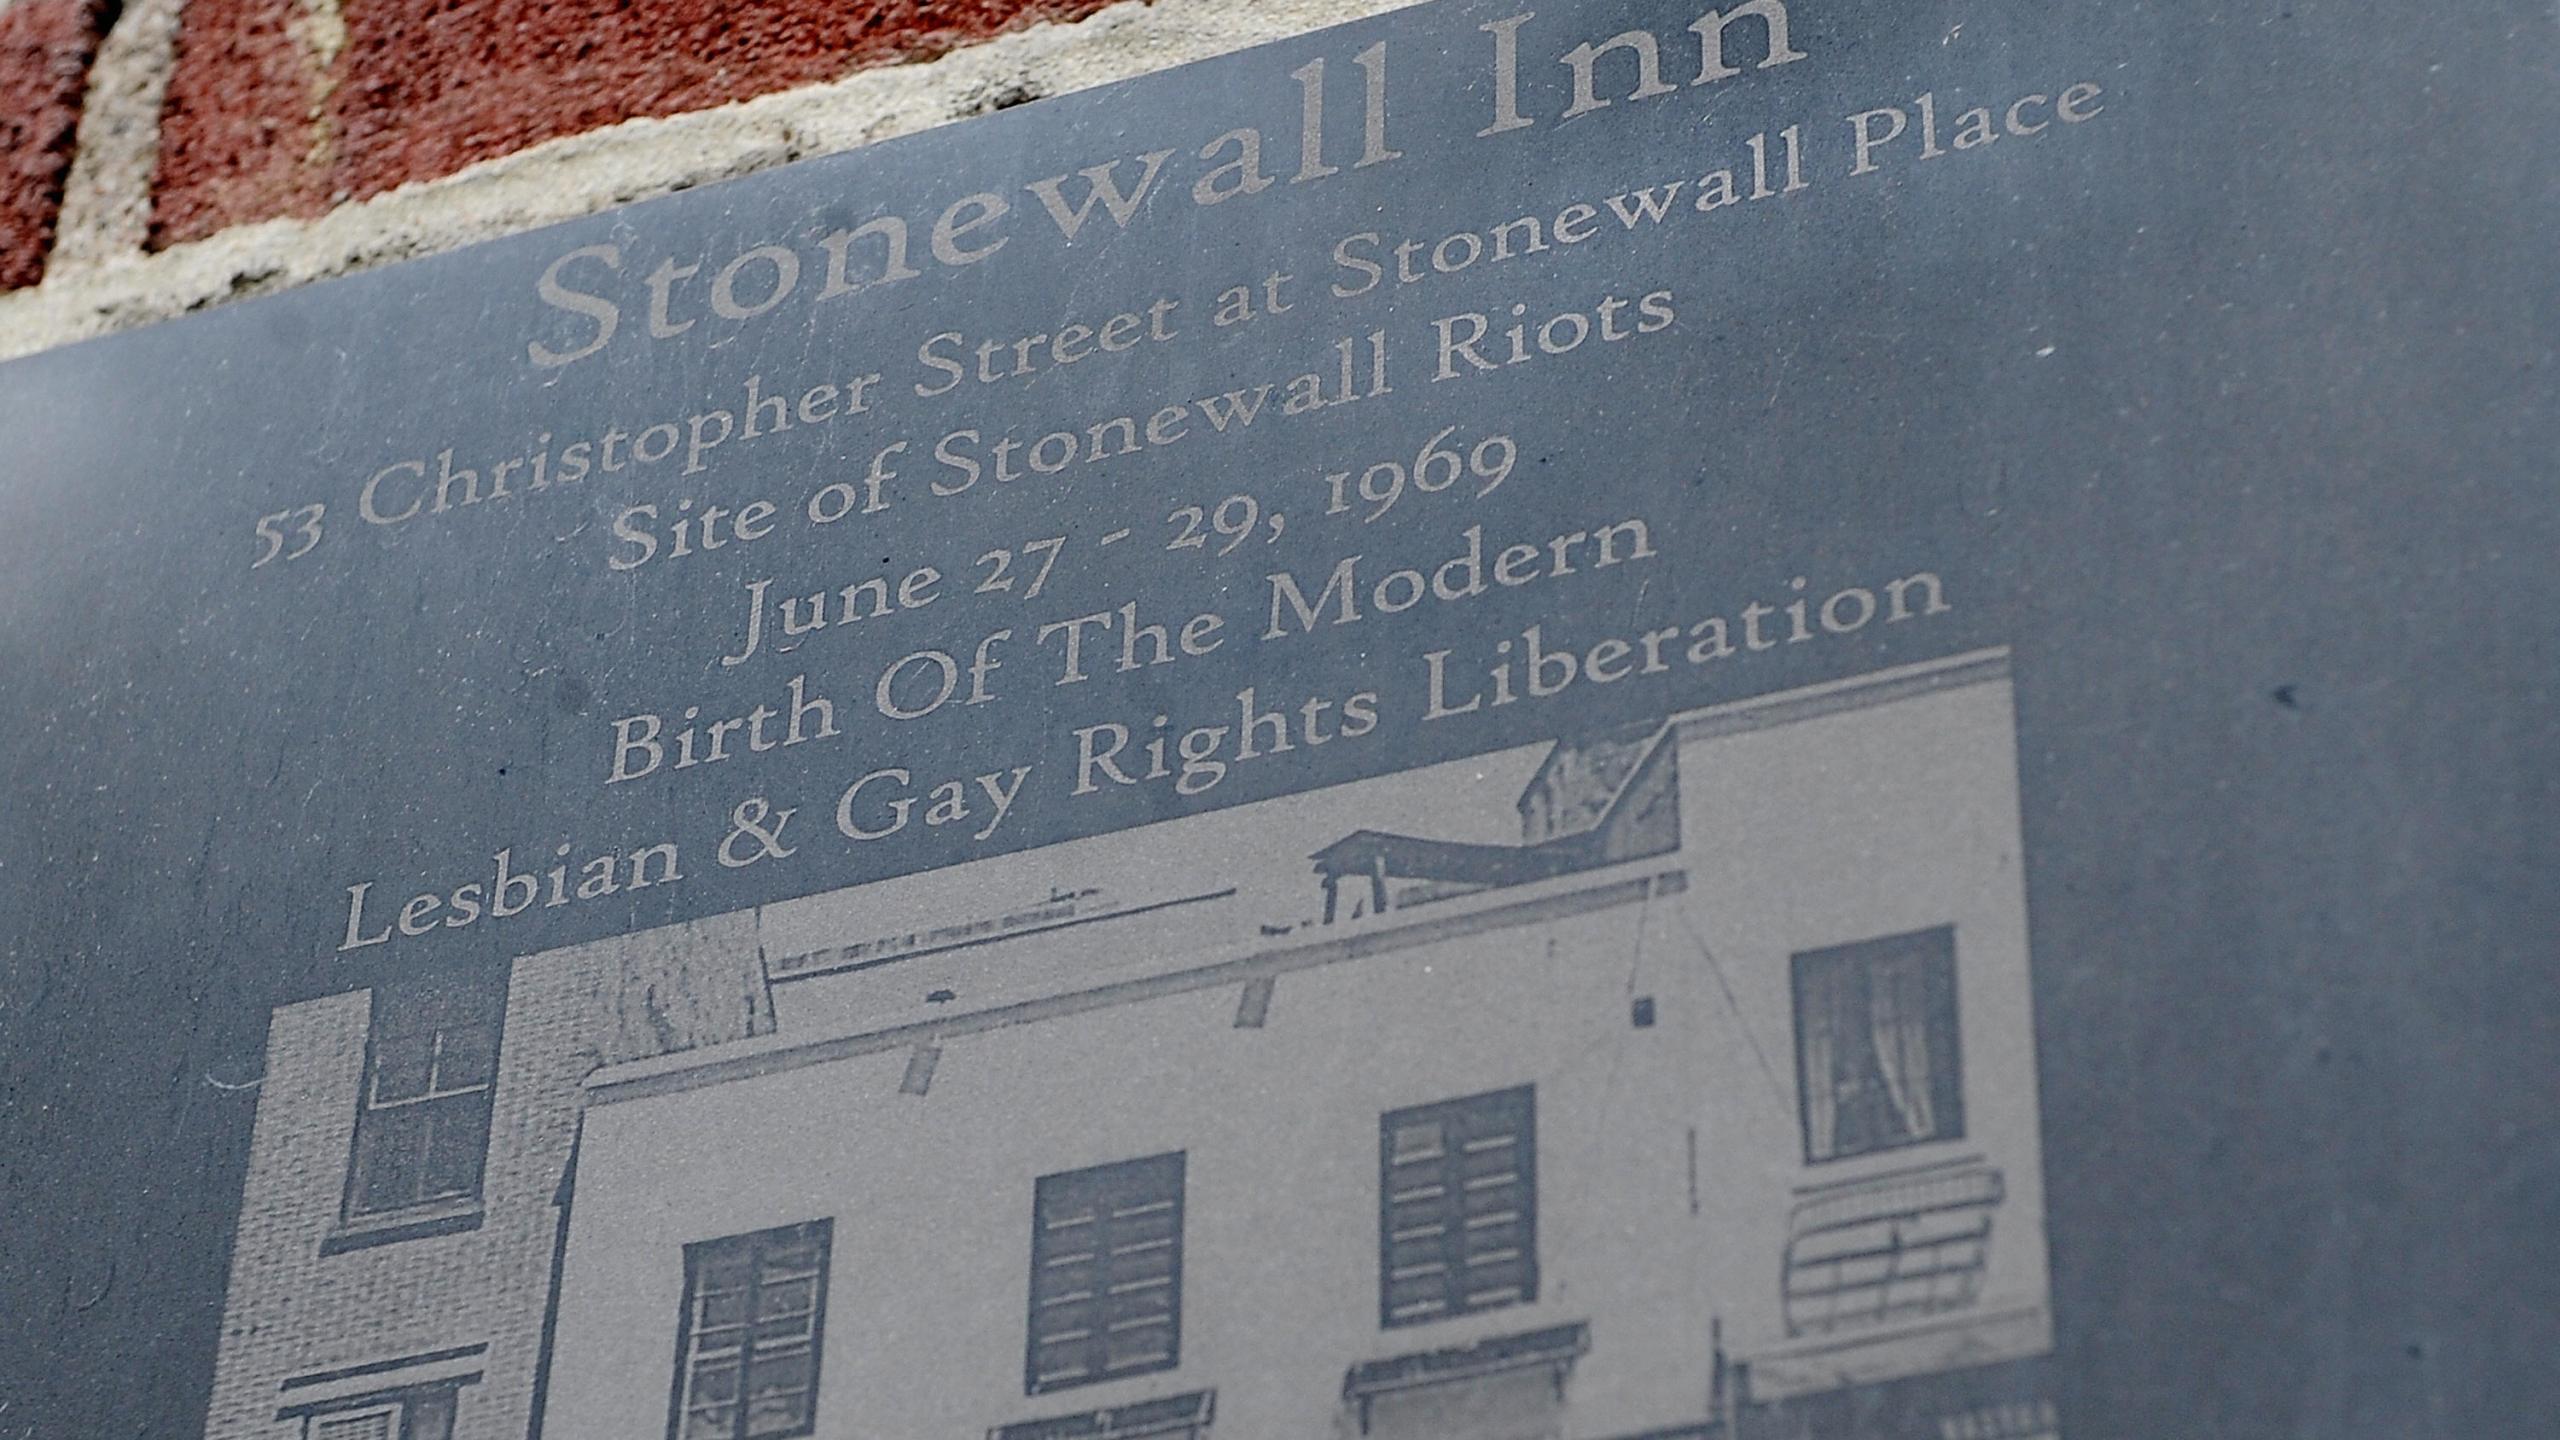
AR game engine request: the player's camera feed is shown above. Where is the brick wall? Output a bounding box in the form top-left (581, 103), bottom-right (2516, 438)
top-left (150, 0), bottom-right (1123, 245)
top-left (0, 0), bottom-right (113, 288)
top-left (0, 0), bottom-right (1413, 357)
top-left (205, 914), bottom-right (767, 1440)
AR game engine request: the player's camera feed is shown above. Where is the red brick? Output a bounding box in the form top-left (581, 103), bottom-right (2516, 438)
top-left (151, 0), bottom-right (333, 249)
top-left (0, 0), bottom-right (111, 289)
top-left (153, 0), bottom-right (1119, 248)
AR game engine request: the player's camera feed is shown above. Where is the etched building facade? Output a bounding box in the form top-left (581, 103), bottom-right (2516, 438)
top-left (203, 920), bottom-right (775, 1440)
top-left (208, 648), bottom-right (2055, 1440)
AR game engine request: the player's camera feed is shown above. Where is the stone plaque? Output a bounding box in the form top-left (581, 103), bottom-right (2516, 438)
top-left (1, 3), bottom-right (2552, 1438)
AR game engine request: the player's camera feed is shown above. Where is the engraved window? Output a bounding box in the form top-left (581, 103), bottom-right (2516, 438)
top-left (1378, 1086), bottom-right (1537, 1328)
top-left (670, 1220), bottom-right (832, 1440)
top-left (302, 1386), bottom-right (456, 1440)
top-left (310, 1408), bottom-right (398, 1440)
top-left (345, 973), bottom-right (504, 1218)
top-left (1792, 926), bottom-right (1966, 1165)
top-left (1027, 1152), bottom-right (1186, 1394)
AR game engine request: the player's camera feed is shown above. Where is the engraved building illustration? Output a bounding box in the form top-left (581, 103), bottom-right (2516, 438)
top-left (206, 648), bottom-right (2056, 1440)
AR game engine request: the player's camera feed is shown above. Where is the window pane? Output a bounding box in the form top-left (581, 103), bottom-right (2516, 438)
top-left (433, 1012), bottom-right (500, 1090)
top-left (1389, 1119), bottom-right (1445, 1162)
top-left (698, 1286), bottom-right (749, 1331)
top-left (755, 1277), bottom-right (815, 1320)
top-left (699, 1249), bottom-right (756, 1289)
top-left (746, 1349), bottom-right (812, 1396)
top-left (743, 1392), bottom-right (813, 1438)
top-left (683, 1403), bottom-right (740, 1440)
top-left (402, 1386), bottom-right (457, 1440)
top-left (687, 1359), bottom-right (740, 1405)
top-left (1106, 1325), bottom-right (1175, 1370)
top-left (312, 1408), bottom-right (396, 1440)
top-left (351, 1106), bottom-right (427, 1212)
top-left (760, 1234), bottom-right (826, 1275)
top-left (369, 1028), bottom-right (434, 1104)
top-left (751, 1318), bottom-right (814, 1349)
top-left (419, 1099), bottom-right (491, 1199)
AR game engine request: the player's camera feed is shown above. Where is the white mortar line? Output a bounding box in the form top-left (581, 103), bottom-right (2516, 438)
top-left (49, 0), bottom-right (186, 270)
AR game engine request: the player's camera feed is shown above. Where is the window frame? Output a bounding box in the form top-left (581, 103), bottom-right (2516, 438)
top-left (1789, 925), bottom-right (1967, 1167)
top-left (1024, 1150), bottom-right (1188, 1397)
top-left (339, 970), bottom-right (507, 1225)
top-left (665, 1219), bottom-right (835, 1440)
top-left (1376, 1084), bottom-right (1539, 1331)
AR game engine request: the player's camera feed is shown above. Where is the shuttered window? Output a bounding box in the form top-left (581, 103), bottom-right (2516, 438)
top-left (345, 973), bottom-right (503, 1218)
top-left (670, 1221), bottom-right (832, 1440)
top-left (1379, 1086), bottom-right (1537, 1328)
top-left (1027, 1152), bottom-right (1185, 1394)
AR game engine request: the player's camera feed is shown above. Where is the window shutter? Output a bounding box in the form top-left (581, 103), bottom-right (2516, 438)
top-left (1028, 1152), bottom-right (1186, 1394)
top-left (673, 1220), bottom-right (832, 1440)
top-left (1379, 1087), bottom-right (1537, 1328)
